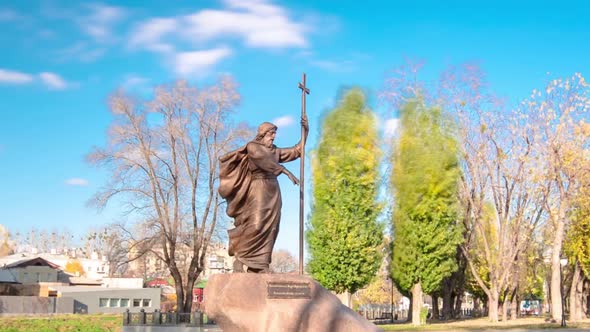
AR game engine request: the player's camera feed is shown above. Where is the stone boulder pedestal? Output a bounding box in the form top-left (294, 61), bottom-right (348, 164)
top-left (203, 273), bottom-right (382, 332)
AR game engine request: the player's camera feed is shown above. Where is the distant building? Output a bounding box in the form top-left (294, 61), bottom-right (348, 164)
top-left (202, 243), bottom-right (233, 277)
top-left (127, 242), bottom-right (233, 279)
top-left (0, 256), bottom-right (60, 284)
top-left (54, 286), bottom-right (160, 314)
top-left (0, 256), bottom-right (160, 314)
top-left (102, 277), bottom-right (143, 289)
top-left (0, 251), bottom-right (109, 280)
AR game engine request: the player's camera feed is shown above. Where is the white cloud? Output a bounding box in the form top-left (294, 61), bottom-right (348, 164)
top-left (309, 59), bottom-right (354, 73)
top-left (129, 17), bottom-right (177, 53)
top-left (39, 72), bottom-right (68, 90)
top-left (272, 115), bottom-right (295, 128)
top-left (80, 3), bottom-right (126, 42)
top-left (121, 74), bottom-right (150, 92)
top-left (174, 48), bottom-right (232, 76)
top-left (0, 69), bottom-right (34, 84)
top-left (183, 0), bottom-right (307, 48)
top-left (126, 0), bottom-right (309, 76)
top-left (57, 42), bottom-right (106, 62)
top-left (129, 0), bottom-right (307, 53)
top-left (65, 178), bottom-right (89, 186)
top-left (0, 69), bottom-right (70, 90)
top-left (384, 118), bottom-right (399, 139)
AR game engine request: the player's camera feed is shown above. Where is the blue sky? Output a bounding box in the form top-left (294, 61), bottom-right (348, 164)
top-left (1, 0), bottom-right (589, 256)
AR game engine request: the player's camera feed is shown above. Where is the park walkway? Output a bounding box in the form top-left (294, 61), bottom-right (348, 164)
top-left (379, 317), bottom-right (590, 331)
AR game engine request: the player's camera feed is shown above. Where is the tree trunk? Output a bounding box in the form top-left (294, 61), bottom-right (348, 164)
top-left (488, 295), bottom-right (499, 322)
top-left (346, 291), bottom-right (352, 308)
top-left (412, 282), bottom-right (423, 325)
top-left (452, 256), bottom-right (467, 319)
top-left (550, 254), bottom-right (564, 321)
top-left (510, 293), bottom-right (518, 320)
top-left (454, 292), bottom-right (464, 318)
top-left (545, 276), bottom-right (552, 316)
top-left (442, 288), bottom-right (453, 320)
top-left (432, 294), bottom-right (439, 320)
top-left (182, 272), bottom-right (198, 313)
top-left (501, 298), bottom-right (509, 322)
top-left (584, 279), bottom-right (590, 318)
top-left (175, 283), bottom-right (184, 313)
top-left (569, 261), bottom-right (584, 322)
top-left (550, 211), bottom-right (566, 321)
top-left (406, 297), bottom-right (412, 322)
top-left (170, 266), bottom-right (185, 313)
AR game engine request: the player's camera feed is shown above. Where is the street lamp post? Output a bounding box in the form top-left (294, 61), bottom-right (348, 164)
top-left (560, 257), bottom-right (568, 327)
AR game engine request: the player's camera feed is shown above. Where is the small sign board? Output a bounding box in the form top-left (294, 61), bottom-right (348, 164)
top-left (267, 281), bottom-right (311, 299)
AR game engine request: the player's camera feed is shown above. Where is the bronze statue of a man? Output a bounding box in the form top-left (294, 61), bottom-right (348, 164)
top-left (219, 117), bottom-right (308, 273)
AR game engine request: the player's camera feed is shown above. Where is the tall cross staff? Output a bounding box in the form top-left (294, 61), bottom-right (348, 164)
top-left (298, 73), bottom-right (310, 275)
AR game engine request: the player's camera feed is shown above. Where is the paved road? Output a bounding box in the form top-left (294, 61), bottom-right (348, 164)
top-left (424, 327), bottom-right (590, 332)
top-left (434, 330), bottom-right (590, 332)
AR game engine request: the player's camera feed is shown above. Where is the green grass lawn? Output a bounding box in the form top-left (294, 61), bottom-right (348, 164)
top-left (0, 314), bottom-right (121, 332)
top-left (380, 317), bottom-right (590, 331)
top-left (2, 314), bottom-right (590, 331)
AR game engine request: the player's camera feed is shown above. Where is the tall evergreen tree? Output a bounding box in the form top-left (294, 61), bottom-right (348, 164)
top-left (307, 89), bottom-right (384, 306)
top-left (390, 99), bottom-right (463, 325)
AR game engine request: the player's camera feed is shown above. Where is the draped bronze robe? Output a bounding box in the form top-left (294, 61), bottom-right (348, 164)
top-left (219, 141), bottom-right (300, 271)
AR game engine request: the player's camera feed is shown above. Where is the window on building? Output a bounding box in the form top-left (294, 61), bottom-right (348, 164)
top-left (120, 298), bottom-right (130, 307)
top-left (133, 299), bottom-right (141, 307)
top-left (109, 298), bottom-right (119, 307)
top-left (36, 272), bottom-right (41, 282)
top-left (142, 299), bottom-right (151, 307)
top-left (47, 273), bottom-right (52, 281)
top-left (99, 298), bottom-right (109, 307)
top-left (23, 272), bottom-right (28, 282)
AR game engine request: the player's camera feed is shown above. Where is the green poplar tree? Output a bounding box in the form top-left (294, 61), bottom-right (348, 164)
top-left (390, 99), bottom-right (463, 325)
top-left (307, 89), bottom-right (384, 307)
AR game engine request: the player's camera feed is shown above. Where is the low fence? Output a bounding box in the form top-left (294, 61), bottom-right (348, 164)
top-left (0, 296), bottom-right (73, 314)
top-left (360, 308), bottom-right (408, 321)
top-left (360, 307), bottom-right (477, 321)
top-left (122, 309), bottom-right (215, 327)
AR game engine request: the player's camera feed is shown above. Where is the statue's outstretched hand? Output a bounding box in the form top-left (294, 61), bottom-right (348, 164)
top-left (284, 169), bottom-right (300, 185)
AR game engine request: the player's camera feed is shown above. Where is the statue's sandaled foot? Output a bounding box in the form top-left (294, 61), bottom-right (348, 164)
top-left (247, 266), bottom-right (269, 274)
top-left (233, 259), bottom-right (244, 273)
top-left (246, 267), bottom-right (259, 273)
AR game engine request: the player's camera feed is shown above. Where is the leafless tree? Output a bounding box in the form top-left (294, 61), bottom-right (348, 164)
top-left (88, 77), bottom-right (250, 313)
top-left (270, 249), bottom-right (297, 274)
top-left (441, 65), bottom-right (547, 322)
top-left (521, 73), bottom-right (590, 321)
top-left (83, 224), bottom-right (130, 276)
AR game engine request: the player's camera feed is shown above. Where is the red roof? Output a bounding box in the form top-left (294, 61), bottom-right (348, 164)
top-left (146, 278), bottom-right (169, 287)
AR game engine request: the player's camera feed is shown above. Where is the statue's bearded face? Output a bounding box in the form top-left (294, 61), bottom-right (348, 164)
top-left (262, 129), bottom-right (276, 148)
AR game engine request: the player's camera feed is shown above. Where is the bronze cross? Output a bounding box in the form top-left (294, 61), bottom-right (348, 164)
top-left (298, 73), bottom-right (309, 275)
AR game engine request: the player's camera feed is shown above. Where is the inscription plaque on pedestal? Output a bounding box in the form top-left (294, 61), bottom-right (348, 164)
top-left (267, 281), bottom-right (311, 299)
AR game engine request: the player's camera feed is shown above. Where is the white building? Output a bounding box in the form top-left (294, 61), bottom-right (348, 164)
top-left (102, 277), bottom-right (143, 289)
top-left (0, 251), bottom-right (109, 280)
